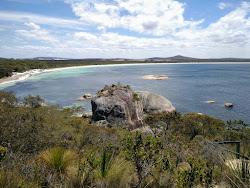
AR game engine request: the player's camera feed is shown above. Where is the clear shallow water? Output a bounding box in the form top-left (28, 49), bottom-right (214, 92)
top-left (1, 63), bottom-right (250, 123)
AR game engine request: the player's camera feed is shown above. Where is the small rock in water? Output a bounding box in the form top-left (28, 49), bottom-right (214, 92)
top-left (142, 75), bottom-right (169, 80)
top-left (205, 101), bottom-right (215, 103)
top-left (224, 103), bottom-right (233, 107)
top-left (77, 97), bottom-right (85, 101)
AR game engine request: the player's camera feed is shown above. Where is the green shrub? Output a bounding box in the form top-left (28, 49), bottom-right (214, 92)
top-left (0, 146), bottom-right (7, 163)
top-left (133, 93), bottom-right (140, 101)
top-left (122, 132), bottom-right (168, 187)
top-left (177, 158), bottom-right (213, 188)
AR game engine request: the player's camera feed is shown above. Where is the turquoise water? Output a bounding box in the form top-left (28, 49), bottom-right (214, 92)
top-left (1, 63), bottom-right (250, 123)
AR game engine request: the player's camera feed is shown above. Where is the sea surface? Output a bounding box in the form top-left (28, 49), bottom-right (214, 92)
top-left (1, 63), bottom-right (250, 123)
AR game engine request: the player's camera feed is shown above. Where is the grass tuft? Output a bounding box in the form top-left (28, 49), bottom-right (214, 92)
top-left (38, 147), bottom-right (77, 180)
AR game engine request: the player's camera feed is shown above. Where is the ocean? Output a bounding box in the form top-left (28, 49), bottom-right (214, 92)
top-left (1, 63), bottom-right (250, 123)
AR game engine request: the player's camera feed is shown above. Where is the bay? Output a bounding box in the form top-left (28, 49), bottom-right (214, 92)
top-left (1, 63), bottom-right (250, 123)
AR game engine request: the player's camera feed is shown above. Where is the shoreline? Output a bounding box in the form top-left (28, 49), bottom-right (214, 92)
top-left (0, 66), bottom-right (91, 86)
top-left (1, 61), bottom-right (250, 87)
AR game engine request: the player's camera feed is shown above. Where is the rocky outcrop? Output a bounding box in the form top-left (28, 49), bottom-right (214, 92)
top-left (91, 85), bottom-right (144, 129)
top-left (91, 85), bottom-right (176, 130)
top-left (135, 91), bottom-right (175, 113)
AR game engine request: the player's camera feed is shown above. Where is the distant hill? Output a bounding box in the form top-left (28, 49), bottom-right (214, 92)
top-left (147, 55), bottom-right (250, 62)
top-left (148, 55), bottom-right (199, 61)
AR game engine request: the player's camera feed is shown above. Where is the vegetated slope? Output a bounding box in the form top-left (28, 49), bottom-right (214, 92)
top-left (0, 90), bottom-right (249, 187)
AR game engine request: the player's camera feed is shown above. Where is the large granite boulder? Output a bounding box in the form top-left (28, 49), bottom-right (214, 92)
top-left (135, 91), bottom-right (175, 113)
top-left (91, 85), bottom-right (144, 129)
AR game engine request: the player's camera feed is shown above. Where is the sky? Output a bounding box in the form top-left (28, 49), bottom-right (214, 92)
top-left (0, 0), bottom-right (249, 59)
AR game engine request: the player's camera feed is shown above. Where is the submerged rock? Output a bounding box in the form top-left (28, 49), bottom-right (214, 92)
top-left (135, 91), bottom-right (175, 113)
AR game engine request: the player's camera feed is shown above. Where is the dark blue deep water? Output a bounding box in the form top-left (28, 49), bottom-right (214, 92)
top-left (1, 63), bottom-right (250, 123)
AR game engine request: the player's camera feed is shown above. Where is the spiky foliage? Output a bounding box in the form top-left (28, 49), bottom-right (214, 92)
top-left (93, 151), bottom-right (136, 187)
top-left (222, 154), bottom-right (250, 188)
top-left (0, 170), bottom-right (24, 188)
top-left (37, 147), bottom-right (77, 183)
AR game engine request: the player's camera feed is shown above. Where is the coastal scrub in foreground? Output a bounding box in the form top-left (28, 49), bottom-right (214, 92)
top-left (0, 91), bottom-right (249, 187)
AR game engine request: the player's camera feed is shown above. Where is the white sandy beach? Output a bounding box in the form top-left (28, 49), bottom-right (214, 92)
top-left (0, 63), bottom-right (146, 86)
top-left (0, 66), bottom-right (89, 86)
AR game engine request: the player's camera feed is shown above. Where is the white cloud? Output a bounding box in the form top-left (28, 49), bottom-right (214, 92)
top-left (0, 11), bottom-right (87, 30)
top-left (70, 2), bottom-right (120, 29)
top-left (25, 22), bottom-right (41, 30)
top-left (67, 0), bottom-right (203, 36)
top-left (15, 23), bottom-right (59, 44)
top-left (218, 2), bottom-right (232, 10)
top-left (74, 32), bottom-right (97, 40)
top-left (2, 1), bottom-right (250, 59)
top-left (2, 26), bottom-right (250, 58)
top-left (175, 2), bottom-right (250, 48)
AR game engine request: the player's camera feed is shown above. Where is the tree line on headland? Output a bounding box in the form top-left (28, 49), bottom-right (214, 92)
top-left (0, 59), bottom-right (137, 79)
top-left (0, 90), bottom-right (249, 187)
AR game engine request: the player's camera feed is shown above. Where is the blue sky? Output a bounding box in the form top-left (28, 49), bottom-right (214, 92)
top-left (0, 0), bottom-right (249, 58)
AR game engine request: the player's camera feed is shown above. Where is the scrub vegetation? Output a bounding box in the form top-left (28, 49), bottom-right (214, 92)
top-left (0, 91), bottom-right (249, 187)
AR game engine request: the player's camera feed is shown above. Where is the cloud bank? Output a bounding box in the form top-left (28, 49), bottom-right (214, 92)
top-left (0, 0), bottom-right (249, 58)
